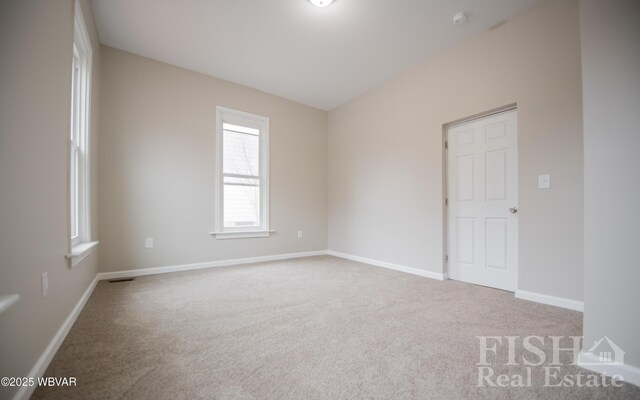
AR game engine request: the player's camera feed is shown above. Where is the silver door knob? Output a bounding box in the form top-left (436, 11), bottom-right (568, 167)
top-left (509, 207), bottom-right (518, 214)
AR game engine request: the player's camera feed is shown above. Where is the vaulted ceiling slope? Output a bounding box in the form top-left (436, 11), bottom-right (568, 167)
top-left (92, 0), bottom-right (540, 110)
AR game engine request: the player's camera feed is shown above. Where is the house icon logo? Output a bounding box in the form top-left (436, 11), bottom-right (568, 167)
top-left (581, 336), bottom-right (625, 365)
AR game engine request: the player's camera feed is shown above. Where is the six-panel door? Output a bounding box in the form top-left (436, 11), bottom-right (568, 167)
top-left (447, 110), bottom-right (518, 292)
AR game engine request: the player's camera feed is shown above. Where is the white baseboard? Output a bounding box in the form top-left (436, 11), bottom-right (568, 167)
top-left (14, 249), bottom-right (593, 400)
top-left (13, 250), bottom-right (326, 400)
top-left (578, 351), bottom-right (640, 388)
top-left (326, 250), bottom-right (447, 281)
top-left (97, 250), bottom-right (328, 281)
top-left (13, 276), bottom-right (99, 400)
top-left (515, 289), bottom-right (584, 312)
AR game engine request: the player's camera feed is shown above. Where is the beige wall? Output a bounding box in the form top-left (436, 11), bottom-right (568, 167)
top-left (98, 47), bottom-right (328, 272)
top-left (0, 0), bottom-right (101, 398)
top-left (328, 0), bottom-right (584, 301)
top-left (581, 0), bottom-right (640, 372)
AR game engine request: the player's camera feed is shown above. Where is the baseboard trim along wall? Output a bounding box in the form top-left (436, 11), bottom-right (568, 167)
top-left (329, 251), bottom-right (584, 312)
top-left (14, 250), bottom-right (325, 400)
top-left (13, 276), bottom-right (99, 400)
top-left (578, 351), bottom-right (640, 388)
top-left (96, 250), bottom-right (327, 280)
top-left (515, 289), bottom-right (584, 312)
top-left (19, 250), bottom-right (591, 400)
top-left (326, 250), bottom-right (448, 281)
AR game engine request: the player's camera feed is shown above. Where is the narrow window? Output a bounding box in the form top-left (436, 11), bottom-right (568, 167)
top-left (70, 46), bottom-right (82, 244)
top-left (68, 1), bottom-right (96, 265)
top-left (214, 107), bottom-right (270, 239)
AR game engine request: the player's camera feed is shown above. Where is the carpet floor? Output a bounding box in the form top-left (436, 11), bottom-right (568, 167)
top-left (33, 256), bottom-right (639, 399)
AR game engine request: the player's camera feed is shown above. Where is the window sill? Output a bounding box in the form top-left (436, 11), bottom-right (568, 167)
top-left (66, 241), bottom-right (99, 267)
top-left (209, 230), bottom-right (274, 240)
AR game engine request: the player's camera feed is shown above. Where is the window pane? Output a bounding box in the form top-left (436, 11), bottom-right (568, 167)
top-left (71, 56), bottom-right (77, 141)
top-left (70, 147), bottom-right (79, 238)
top-left (223, 129), bottom-right (259, 176)
top-left (223, 123), bottom-right (259, 136)
top-left (223, 183), bottom-right (260, 228)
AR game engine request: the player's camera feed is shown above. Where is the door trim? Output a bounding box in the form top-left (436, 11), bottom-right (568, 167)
top-left (442, 104), bottom-right (518, 290)
top-left (445, 103), bottom-right (517, 129)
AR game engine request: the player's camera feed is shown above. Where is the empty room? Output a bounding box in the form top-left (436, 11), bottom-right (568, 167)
top-left (1, 0), bottom-right (639, 399)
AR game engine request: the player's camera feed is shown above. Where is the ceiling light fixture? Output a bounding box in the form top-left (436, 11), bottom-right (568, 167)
top-left (453, 12), bottom-right (468, 26)
top-left (309, 0), bottom-right (334, 8)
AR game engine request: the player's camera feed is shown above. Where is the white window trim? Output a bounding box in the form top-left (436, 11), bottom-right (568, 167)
top-left (68, 0), bottom-right (97, 267)
top-left (66, 241), bottom-right (99, 266)
top-left (213, 106), bottom-right (270, 239)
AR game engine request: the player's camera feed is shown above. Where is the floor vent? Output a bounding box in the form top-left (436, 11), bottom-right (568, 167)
top-left (108, 278), bottom-right (135, 283)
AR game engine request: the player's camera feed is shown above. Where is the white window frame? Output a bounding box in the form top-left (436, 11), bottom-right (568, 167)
top-left (212, 107), bottom-right (270, 239)
top-left (66, 0), bottom-right (98, 266)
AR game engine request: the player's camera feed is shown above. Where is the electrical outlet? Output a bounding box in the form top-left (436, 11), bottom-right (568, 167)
top-left (297, 230), bottom-right (303, 239)
top-left (145, 238), bottom-right (154, 248)
top-left (41, 272), bottom-right (48, 298)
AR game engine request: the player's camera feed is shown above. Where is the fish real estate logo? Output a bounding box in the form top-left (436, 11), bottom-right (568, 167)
top-left (476, 335), bottom-right (626, 388)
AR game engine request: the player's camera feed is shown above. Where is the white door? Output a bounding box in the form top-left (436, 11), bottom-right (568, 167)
top-left (447, 109), bottom-right (518, 292)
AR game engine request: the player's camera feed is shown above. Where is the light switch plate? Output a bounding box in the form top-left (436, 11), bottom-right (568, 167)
top-left (145, 238), bottom-right (154, 248)
top-left (538, 174), bottom-right (551, 189)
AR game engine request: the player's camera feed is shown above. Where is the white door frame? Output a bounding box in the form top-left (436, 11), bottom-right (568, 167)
top-left (443, 104), bottom-right (518, 291)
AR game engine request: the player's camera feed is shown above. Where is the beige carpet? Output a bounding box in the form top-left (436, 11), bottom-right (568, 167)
top-left (33, 256), bottom-right (639, 399)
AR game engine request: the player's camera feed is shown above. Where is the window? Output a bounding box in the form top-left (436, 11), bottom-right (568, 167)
top-left (214, 107), bottom-right (270, 239)
top-left (67, 1), bottom-right (97, 265)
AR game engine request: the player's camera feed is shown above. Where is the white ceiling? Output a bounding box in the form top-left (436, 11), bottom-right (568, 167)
top-left (92, 0), bottom-right (540, 110)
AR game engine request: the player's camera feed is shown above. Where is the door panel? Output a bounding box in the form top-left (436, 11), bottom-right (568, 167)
top-left (456, 218), bottom-right (475, 264)
top-left (447, 109), bottom-right (518, 291)
top-left (485, 149), bottom-right (507, 201)
top-left (485, 218), bottom-right (507, 270)
top-left (457, 155), bottom-right (474, 201)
